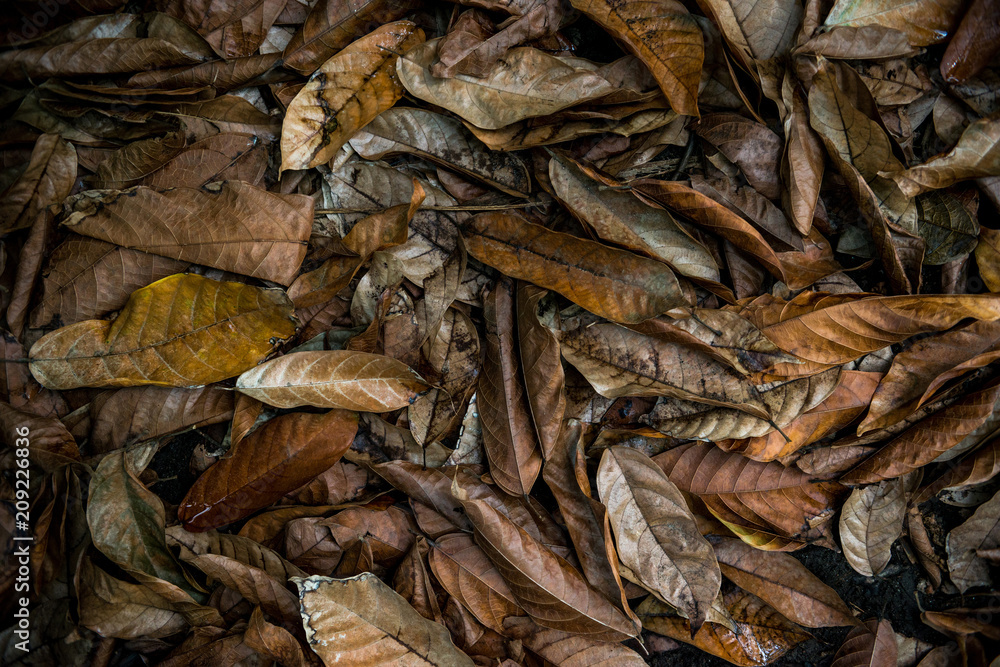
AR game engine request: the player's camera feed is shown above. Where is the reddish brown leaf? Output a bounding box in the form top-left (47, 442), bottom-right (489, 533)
top-left (179, 409), bottom-right (359, 532)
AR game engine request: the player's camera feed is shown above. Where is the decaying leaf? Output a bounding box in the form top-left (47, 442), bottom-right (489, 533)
top-left (61, 181), bottom-right (313, 285)
top-left (294, 573), bottom-right (475, 665)
top-left (568, 0), bottom-right (703, 116)
top-left (281, 21), bottom-right (425, 170)
top-left (29, 274), bottom-right (296, 390)
top-left (839, 479), bottom-right (907, 576)
top-left (946, 487), bottom-right (1000, 592)
top-left (464, 213), bottom-right (686, 324)
top-left (597, 446), bottom-right (721, 628)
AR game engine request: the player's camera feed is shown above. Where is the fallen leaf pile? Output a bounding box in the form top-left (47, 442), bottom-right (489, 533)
top-left (2, 0), bottom-right (1000, 665)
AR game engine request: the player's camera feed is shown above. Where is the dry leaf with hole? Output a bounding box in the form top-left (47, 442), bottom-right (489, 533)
top-left (280, 22), bottom-right (424, 171)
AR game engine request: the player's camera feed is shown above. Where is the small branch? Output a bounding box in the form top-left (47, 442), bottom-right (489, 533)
top-left (314, 199), bottom-right (551, 216)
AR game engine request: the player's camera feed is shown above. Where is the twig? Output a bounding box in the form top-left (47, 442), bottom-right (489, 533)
top-left (314, 199), bottom-right (551, 215)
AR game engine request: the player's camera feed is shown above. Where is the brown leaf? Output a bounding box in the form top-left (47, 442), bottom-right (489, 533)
top-left (126, 53), bottom-right (280, 89)
top-left (940, 0), bottom-right (1000, 83)
top-left (87, 442), bottom-right (190, 591)
top-left (178, 409), bottom-right (358, 532)
top-left (185, 553), bottom-right (300, 622)
top-left (244, 606), bottom-right (308, 667)
top-left (399, 41), bottom-right (632, 130)
top-left (719, 370), bottom-right (880, 461)
top-left (465, 213), bottom-right (685, 324)
top-left (698, 0), bottom-right (802, 67)
top-left (809, 58), bottom-right (904, 182)
top-left (166, 526), bottom-right (305, 581)
top-left (549, 153), bottom-right (721, 283)
top-left (823, 0), bottom-right (963, 46)
top-left (946, 487), bottom-right (1000, 592)
top-left (839, 479), bottom-right (907, 576)
top-left (349, 108), bottom-right (532, 197)
top-left (281, 22), bottom-right (424, 171)
top-left (281, 0), bottom-right (413, 75)
top-left (831, 619), bottom-right (898, 667)
top-left (628, 309), bottom-right (799, 376)
top-left (916, 190), bottom-right (979, 265)
top-left (558, 314), bottom-right (774, 419)
top-left (77, 557), bottom-right (214, 640)
top-left (457, 488), bottom-right (642, 639)
top-left (372, 461), bottom-right (474, 534)
top-left (0, 17), bottom-right (215, 82)
top-left (0, 134), bottom-right (76, 235)
top-left (88, 386), bottom-right (233, 452)
top-left (710, 535), bottom-right (857, 628)
top-left (157, 0), bottom-right (287, 58)
top-left (654, 442), bottom-right (845, 543)
top-left (598, 446), bottom-right (721, 629)
top-left (976, 226), bottom-right (1000, 292)
top-left (690, 174), bottom-right (802, 253)
top-left (840, 382), bottom-right (1000, 485)
top-left (428, 532), bottom-right (525, 633)
top-left (860, 320), bottom-right (1000, 434)
top-left (798, 26), bottom-right (921, 60)
top-left (884, 115), bottom-right (1000, 197)
top-left (758, 292), bottom-right (1000, 366)
top-left (236, 350), bottom-right (428, 411)
top-left (517, 284), bottom-right (566, 458)
top-left (695, 114), bottom-right (784, 200)
top-left (568, 0), bottom-right (703, 116)
top-left (92, 133), bottom-right (267, 190)
top-left (503, 616), bottom-right (648, 666)
top-left (913, 438), bottom-right (1000, 504)
top-left (61, 181), bottom-right (312, 285)
top-left (781, 77), bottom-right (825, 236)
top-left (294, 573), bottom-right (475, 665)
top-left (431, 1), bottom-right (577, 78)
top-left (542, 421), bottom-right (636, 616)
top-left (29, 273), bottom-right (296, 390)
top-left (30, 237), bottom-right (188, 329)
top-left (638, 584), bottom-right (811, 666)
top-left (632, 178), bottom-right (786, 280)
top-left (479, 277), bottom-right (542, 496)
top-left (0, 401), bottom-right (79, 467)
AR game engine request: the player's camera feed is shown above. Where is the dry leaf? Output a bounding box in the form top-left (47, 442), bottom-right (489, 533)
top-left (281, 21), bottom-right (424, 171)
top-left (946, 487), bottom-right (1000, 592)
top-left (457, 488), bottom-right (642, 639)
top-left (0, 134), bottom-right (76, 235)
top-left (597, 446), bottom-right (721, 629)
top-left (654, 442), bottom-right (845, 543)
top-left (569, 0), bottom-right (703, 116)
top-left (839, 479), bottom-right (906, 576)
top-left (464, 213), bottom-right (686, 323)
top-left (349, 107), bottom-right (532, 197)
top-left (831, 619), bottom-right (899, 667)
top-left (883, 115), bottom-right (1000, 197)
top-left (61, 181), bottom-right (313, 285)
top-left (479, 277), bottom-right (542, 496)
top-left (236, 350), bottom-right (429, 411)
top-left (823, 0), bottom-right (964, 46)
top-left (710, 535), bottom-right (857, 628)
top-left (29, 274), bottom-right (296, 390)
top-left (281, 0), bottom-right (412, 74)
top-left (178, 409), bottom-right (359, 532)
top-left (293, 573), bottom-right (475, 665)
